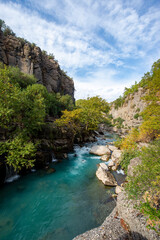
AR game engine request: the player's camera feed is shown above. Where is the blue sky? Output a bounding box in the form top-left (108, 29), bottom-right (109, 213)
top-left (0, 0), bottom-right (160, 101)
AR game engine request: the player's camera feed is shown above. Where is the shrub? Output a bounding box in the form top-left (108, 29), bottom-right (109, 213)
top-left (134, 113), bottom-right (140, 119)
top-left (125, 140), bottom-right (160, 233)
top-left (120, 149), bottom-right (140, 173)
top-left (120, 128), bottom-right (139, 150)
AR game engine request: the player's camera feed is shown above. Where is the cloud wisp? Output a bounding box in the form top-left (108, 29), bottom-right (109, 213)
top-left (0, 0), bottom-right (160, 101)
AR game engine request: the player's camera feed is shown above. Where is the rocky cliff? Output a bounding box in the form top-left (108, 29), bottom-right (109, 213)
top-left (110, 88), bottom-right (147, 129)
top-left (0, 30), bottom-right (74, 100)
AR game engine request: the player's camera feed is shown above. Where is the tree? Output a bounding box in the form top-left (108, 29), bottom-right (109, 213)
top-left (0, 65), bottom-right (47, 170)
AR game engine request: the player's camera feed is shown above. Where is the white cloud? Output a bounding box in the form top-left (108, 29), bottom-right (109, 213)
top-left (74, 68), bottom-right (142, 102)
top-left (0, 0), bottom-right (160, 101)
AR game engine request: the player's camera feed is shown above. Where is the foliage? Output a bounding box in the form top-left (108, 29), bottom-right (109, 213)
top-left (0, 19), bottom-right (15, 36)
top-left (125, 140), bottom-right (160, 233)
top-left (139, 59), bottom-right (160, 141)
top-left (120, 149), bottom-right (140, 173)
top-left (113, 96), bottom-right (125, 109)
top-left (134, 113), bottom-right (140, 119)
top-left (55, 109), bottom-right (82, 134)
top-left (0, 63), bottom-right (37, 89)
top-left (114, 137), bottom-right (123, 149)
top-left (76, 96), bottom-right (110, 131)
top-left (56, 96), bottom-right (110, 134)
top-left (112, 59), bottom-right (159, 110)
top-left (113, 117), bottom-right (124, 129)
top-left (0, 135), bottom-right (36, 170)
top-left (117, 128), bottom-right (139, 150)
top-left (56, 93), bottom-right (74, 111)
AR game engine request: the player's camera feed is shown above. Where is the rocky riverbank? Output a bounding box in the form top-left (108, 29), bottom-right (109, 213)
top-left (74, 190), bottom-right (159, 240)
top-left (74, 140), bottom-right (159, 240)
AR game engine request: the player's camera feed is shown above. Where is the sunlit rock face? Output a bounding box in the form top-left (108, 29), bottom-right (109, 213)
top-left (0, 30), bottom-right (75, 101)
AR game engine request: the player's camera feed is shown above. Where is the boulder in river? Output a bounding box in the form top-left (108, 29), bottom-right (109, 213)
top-left (107, 145), bottom-right (118, 152)
top-left (111, 149), bottom-right (122, 161)
top-left (96, 164), bottom-right (117, 186)
top-left (100, 155), bottom-right (110, 161)
top-left (90, 145), bottom-right (111, 156)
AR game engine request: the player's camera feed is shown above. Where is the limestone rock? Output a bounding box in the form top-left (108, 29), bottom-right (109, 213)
top-left (107, 145), bottom-right (118, 152)
top-left (99, 163), bottom-right (108, 171)
top-left (100, 155), bottom-right (110, 161)
top-left (111, 149), bottom-right (122, 161)
top-left (115, 186), bottom-right (122, 194)
top-left (110, 87), bottom-right (147, 129)
top-left (127, 157), bottom-right (142, 177)
top-left (96, 165), bottom-right (117, 186)
top-left (108, 160), bottom-right (115, 167)
top-left (117, 191), bottom-right (159, 240)
top-left (90, 145), bottom-right (111, 156)
top-left (0, 30), bottom-right (75, 101)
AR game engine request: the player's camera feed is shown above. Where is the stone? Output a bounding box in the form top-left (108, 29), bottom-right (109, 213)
top-left (0, 30), bottom-right (74, 101)
top-left (107, 145), bottom-right (118, 152)
top-left (100, 155), bottom-right (110, 161)
top-left (111, 149), bottom-right (122, 161)
top-left (96, 165), bottom-right (117, 186)
top-left (108, 160), bottom-right (115, 167)
top-left (127, 157), bottom-right (142, 177)
top-left (90, 145), bottom-right (111, 156)
top-left (112, 166), bottom-right (117, 171)
top-left (99, 163), bottom-right (108, 171)
top-left (115, 186), bottom-right (122, 194)
top-left (110, 87), bottom-right (147, 129)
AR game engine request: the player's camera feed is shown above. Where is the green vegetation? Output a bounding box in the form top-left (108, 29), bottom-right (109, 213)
top-left (120, 149), bottom-right (140, 173)
top-left (113, 117), bottom-right (124, 129)
top-left (55, 96), bottom-right (110, 134)
top-left (114, 59), bottom-right (160, 233)
top-left (134, 113), bottom-right (140, 119)
top-left (112, 59), bottom-right (160, 110)
top-left (0, 19), bottom-right (15, 36)
top-left (125, 140), bottom-right (160, 233)
top-left (0, 64), bottom-right (74, 170)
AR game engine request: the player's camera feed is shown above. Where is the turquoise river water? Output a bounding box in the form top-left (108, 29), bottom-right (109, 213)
top-left (0, 133), bottom-right (124, 240)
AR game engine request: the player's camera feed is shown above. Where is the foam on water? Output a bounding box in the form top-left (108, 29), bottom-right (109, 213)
top-left (5, 174), bottom-right (20, 183)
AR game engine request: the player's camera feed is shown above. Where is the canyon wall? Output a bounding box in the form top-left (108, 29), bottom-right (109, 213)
top-left (110, 88), bottom-right (147, 129)
top-left (0, 30), bottom-right (74, 100)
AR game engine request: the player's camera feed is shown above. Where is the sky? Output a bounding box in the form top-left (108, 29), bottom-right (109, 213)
top-left (0, 0), bottom-right (160, 102)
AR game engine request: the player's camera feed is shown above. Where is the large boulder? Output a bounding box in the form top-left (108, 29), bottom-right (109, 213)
top-left (111, 149), bottom-right (122, 161)
top-left (127, 157), bottom-right (142, 177)
top-left (90, 145), bottom-right (111, 156)
top-left (96, 164), bottom-right (117, 186)
top-left (100, 155), bottom-right (110, 161)
top-left (107, 145), bottom-right (118, 152)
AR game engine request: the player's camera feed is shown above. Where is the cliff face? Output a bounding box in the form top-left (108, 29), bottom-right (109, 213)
top-left (110, 88), bottom-right (147, 129)
top-left (0, 30), bottom-right (74, 100)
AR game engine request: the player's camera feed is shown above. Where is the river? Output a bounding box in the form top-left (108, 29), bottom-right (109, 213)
top-left (0, 133), bottom-right (124, 240)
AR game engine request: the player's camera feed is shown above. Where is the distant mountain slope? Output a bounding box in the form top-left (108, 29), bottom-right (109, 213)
top-left (110, 87), bottom-right (147, 129)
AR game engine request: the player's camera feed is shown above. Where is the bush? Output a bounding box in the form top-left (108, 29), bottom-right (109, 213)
top-left (120, 128), bottom-right (139, 150)
top-left (120, 149), bottom-right (140, 173)
top-left (134, 113), bottom-right (140, 119)
top-left (125, 140), bottom-right (160, 233)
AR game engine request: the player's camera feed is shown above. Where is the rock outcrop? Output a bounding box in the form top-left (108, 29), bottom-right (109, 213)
top-left (110, 88), bottom-right (147, 129)
top-left (0, 30), bottom-right (74, 100)
top-left (127, 157), bottom-right (142, 177)
top-left (74, 191), bottom-right (159, 240)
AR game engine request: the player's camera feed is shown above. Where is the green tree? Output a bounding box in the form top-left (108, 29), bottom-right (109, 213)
top-left (0, 66), bottom-right (47, 170)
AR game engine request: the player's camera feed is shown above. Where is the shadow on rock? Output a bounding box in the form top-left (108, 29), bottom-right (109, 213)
top-left (116, 232), bottom-right (148, 240)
